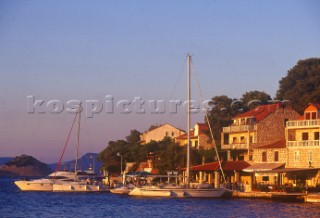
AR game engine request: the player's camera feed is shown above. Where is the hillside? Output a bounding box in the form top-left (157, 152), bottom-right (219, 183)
top-left (0, 155), bottom-right (52, 177)
top-left (48, 153), bottom-right (102, 175)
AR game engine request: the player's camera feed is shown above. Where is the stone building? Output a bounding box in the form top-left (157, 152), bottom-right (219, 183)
top-left (284, 103), bottom-right (320, 187)
top-left (221, 103), bottom-right (300, 161)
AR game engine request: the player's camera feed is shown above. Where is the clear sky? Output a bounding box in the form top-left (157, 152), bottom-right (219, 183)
top-left (0, 0), bottom-right (319, 163)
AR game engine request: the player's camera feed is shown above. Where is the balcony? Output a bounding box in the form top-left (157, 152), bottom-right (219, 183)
top-left (223, 124), bottom-right (255, 133)
top-left (286, 119), bottom-right (320, 128)
top-left (221, 143), bottom-right (249, 150)
top-left (287, 140), bottom-right (320, 147)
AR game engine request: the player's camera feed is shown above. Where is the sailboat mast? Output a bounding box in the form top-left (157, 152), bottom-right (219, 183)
top-left (186, 54), bottom-right (191, 188)
top-left (75, 104), bottom-right (82, 179)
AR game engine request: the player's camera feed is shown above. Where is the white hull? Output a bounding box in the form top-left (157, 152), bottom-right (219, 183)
top-left (184, 188), bottom-right (229, 198)
top-left (14, 179), bottom-right (53, 191)
top-left (110, 186), bottom-right (131, 195)
top-left (129, 187), bottom-right (230, 198)
top-left (52, 182), bottom-right (108, 192)
top-left (14, 171), bottom-right (76, 191)
top-left (129, 187), bottom-right (172, 197)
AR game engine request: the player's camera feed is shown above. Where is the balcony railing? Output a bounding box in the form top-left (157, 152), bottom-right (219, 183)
top-left (223, 124), bottom-right (255, 133)
top-left (221, 143), bottom-right (248, 150)
top-left (286, 119), bottom-right (320, 128)
top-left (287, 140), bottom-right (320, 147)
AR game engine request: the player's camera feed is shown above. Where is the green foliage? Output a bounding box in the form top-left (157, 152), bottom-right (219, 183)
top-left (98, 131), bottom-right (187, 175)
top-left (276, 58), bottom-right (320, 113)
top-left (155, 137), bottom-right (184, 174)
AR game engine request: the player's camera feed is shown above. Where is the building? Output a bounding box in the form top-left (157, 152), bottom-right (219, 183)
top-left (284, 103), bottom-right (320, 187)
top-left (176, 123), bottom-right (214, 149)
top-left (221, 103), bottom-right (300, 161)
top-left (140, 124), bottom-right (185, 144)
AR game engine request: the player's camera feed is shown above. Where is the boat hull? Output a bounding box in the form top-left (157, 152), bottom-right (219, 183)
top-left (52, 183), bottom-right (108, 192)
top-left (184, 188), bottom-right (229, 198)
top-left (129, 187), bottom-right (230, 198)
top-left (110, 187), bottom-right (131, 195)
top-left (14, 180), bottom-right (53, 191)
top-left (129, 187), bottom-right (172, 197)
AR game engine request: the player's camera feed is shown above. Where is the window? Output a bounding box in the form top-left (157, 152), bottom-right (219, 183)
top-left (232, 137), bottom-right (237, 144)
top-left (262, 151), bottom-right (267, 162)
top-left (288, 129), bottom-right (296, 141)
top-left (302, 132), bottom-right (309, 141)
top-left (274, 151), bottom-right (279, 162)
top-left (262, 176), bottom-right (269, 182)
top-left (249, 136), bottom-right (253, 143)
top-left (312, 112), bottom-right (317, 119)
top-left (171, 132), bottom-right (174, 137)
top-left (314, 132), bottom-right (319, 140)
top-left (306, 112), bottom-right (311, 120)
top-left (294, 151), bottom-right (300, 162)
top-left (165, 131), bottom-right (168, 137)
top-left (240, 136), bottom-right (245, 143)
top-left (224, 134), bottom-right (229, 144)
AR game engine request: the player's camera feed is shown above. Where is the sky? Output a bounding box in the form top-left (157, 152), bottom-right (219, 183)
top-left (0, 0), bottom-right (319, 163)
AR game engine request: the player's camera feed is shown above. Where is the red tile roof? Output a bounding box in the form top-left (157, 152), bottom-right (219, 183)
top-left (222, 161), bottom-right (251, 171)
top-left (233, 103), bottom-right (283, 122)
top-left (252, 140), bottom-right (286, 149)
top-left (190, 162), bottom-right (220, 171)
top-left (176, 123), bottom-right (209, 140)
top-left (182, 161), bottom-right (251, 171)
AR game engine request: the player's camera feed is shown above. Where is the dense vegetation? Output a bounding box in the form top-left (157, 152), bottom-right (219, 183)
top-left (276, 58), bottom-right (320, 113)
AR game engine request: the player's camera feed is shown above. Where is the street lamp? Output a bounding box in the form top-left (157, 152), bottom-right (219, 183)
top-left (117, 152), bottom-right (122, 173)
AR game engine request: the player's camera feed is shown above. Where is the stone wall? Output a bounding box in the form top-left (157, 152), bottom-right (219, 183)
top-left (256, 107), bottom-right (300, 143)
top-left (252, 148), bottom-right (287, 163)
top-left (287, 147), bottom-right (320, 168)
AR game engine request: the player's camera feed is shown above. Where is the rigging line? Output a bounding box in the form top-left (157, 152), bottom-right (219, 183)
top-left (54, 109), bottom-right (79, 177)
top-left (190, 60), bottom-right (227, 183)
top-left (158, 56), bottom-right (187, 125)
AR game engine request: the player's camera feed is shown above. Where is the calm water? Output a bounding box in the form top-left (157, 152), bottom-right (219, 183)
top-left (1, 178), bottom-right (320, 218)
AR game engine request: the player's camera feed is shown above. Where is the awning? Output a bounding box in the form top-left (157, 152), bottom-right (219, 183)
top-left (243, 163), bottom-right (285, 172)
top-left (181, 161), bottom-right (251, 171)
top-left (271, 168), bottom-right (320, 173)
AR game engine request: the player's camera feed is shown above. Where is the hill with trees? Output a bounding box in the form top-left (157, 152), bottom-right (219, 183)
top-left (276, 58), bottom-right (320, 113)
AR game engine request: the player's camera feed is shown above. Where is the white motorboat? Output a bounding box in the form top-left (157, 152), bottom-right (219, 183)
top-left (14, 171), bottom-right (75, 191)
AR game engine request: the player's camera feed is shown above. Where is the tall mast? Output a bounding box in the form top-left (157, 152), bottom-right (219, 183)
top-left (186, 53), bottom-right (191, 188)
top-left (75, 103), bottom-right (82, 179)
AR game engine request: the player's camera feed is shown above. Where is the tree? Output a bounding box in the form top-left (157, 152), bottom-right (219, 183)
top-left (276, 58), bottom-right (320, 113)
top-left (241, 91), bottom-right (272, 110)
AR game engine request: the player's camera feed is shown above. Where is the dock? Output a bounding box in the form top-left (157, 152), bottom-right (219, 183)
top-left (232, 191), bottom-right (307, 202)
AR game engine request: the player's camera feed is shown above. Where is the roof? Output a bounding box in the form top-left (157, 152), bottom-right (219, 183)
top-left (176, 123), bottom-right (209, 140)
top-left (143, 123), bottom-right (185, 134)
top-left (252, 140), bottom-right (286, 149)
top-left (182, 161), bottom-right (251, 171)
top-left (176, 130), bottom-right (197, 140)
top-left (233, 103), bottom-right (283, 122)
top-left (190, 162), bottom-right (220, 171)
top-left (222, 161), bottom-right (251, 171)
top-left (243, 163), bottom-right (285, 172)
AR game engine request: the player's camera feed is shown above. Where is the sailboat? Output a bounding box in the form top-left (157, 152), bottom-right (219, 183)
top-left (14, 105), bottom-right (87, 192)
top-left (129, 54), bottom-right (232, 198)
top-left (51, 104), bottom-right (109, 192)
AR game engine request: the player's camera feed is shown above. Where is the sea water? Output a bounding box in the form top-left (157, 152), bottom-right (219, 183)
top-left (1, 178), bottom-right (320, 218)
